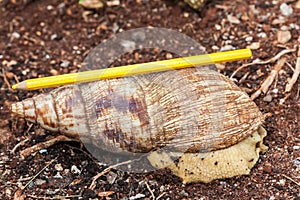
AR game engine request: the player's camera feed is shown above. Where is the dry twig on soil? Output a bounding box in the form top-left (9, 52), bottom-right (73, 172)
top-left (285, 57), bottom-right (300, 93)
top-left (251, 58), bottom-right (286, 100)
top-left (230, 48), bottom-right (296, 79)
top-left (20, 135), bottom-right (80, 159)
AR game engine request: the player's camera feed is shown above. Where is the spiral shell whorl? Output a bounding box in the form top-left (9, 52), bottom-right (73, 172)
top-left (11, 68), bottom-right (263, 154)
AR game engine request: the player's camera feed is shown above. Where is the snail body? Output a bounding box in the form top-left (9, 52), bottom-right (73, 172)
top-left (11, 67), bottom-right (267, 183)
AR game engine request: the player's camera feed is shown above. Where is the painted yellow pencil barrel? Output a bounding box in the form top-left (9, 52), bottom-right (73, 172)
top-left (12, 49), bottom-right (252, 90)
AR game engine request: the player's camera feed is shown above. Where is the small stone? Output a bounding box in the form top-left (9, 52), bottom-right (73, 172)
top-left (280, 3), bottom-right (293, 17)
top-left (60, 60), bottom-right (70, 68)
top-left (293, 146), bottom-right (300, 150)
top-left (165, 53), bottom-right (173, 59)
top-left (277, 30), bottom-right (291, 44)
top-left (11, 32), bottom-right (20, 40)
top-left (7, 60), bottom-right (17, 67)
top-left (263, 94), bottom-right (272, 102)
top-left (215, 24), bottom-right (221, 30)
top-left (278, 179), bottom-right (285, 186)
top-left (71, 165), bottom-right (81, 174)
top-left (50, 69), bottom-right (58, 76)
top-left (220, 45), bottom-right (235, 52)
top-left (36, 31), bottom-right (42, 36)
top-left (247, 42), bottom-right (260, 50)
top-left (293, 158), bottom-right (300, 169)
top-left (129, 193), bottom-right (145, 200)
top-left (272, 17), bottom-right (286, 25)
top-left (106, 0), bottom-right (120, 6)
top-left (183, 12), bottom-right (189, 18)
top-left (257, 32), bottom-right (267, 38)
top-left (54, 163), bottom-right (63, 171)
top-left (227, 15), bottom-right (240, 24)
top-left (53, 172), bottom-right (63, 179)
top-left (47, 5), bottom-right (54, 10)
top-left (245, 36), bottom-right (253, 42)
top-left (39, 149), bottom-right (47, 154)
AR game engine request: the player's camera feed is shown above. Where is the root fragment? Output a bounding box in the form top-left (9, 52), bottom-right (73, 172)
top-left (20, 135), bottom-right (79, 159)
top-left (251, 58), bottom-right (286, 100)
top-left (285, 57), bottom-right (300, 93)
top-left (230, 48), bottom-right (296, 79)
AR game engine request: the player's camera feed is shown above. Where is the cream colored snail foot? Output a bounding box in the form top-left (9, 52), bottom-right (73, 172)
top-left (147, 126), bottom-right (268, 184)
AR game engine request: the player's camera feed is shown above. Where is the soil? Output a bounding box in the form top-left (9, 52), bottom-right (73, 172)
top-left (0, 0), bottom-right (299, 199)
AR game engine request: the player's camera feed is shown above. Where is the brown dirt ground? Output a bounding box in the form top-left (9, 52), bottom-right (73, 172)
top-left (0, 0), bottom-right (299, 199)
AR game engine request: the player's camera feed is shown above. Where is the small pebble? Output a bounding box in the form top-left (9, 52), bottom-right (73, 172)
top-left (257, 32), bottom-right (267, 38)
top-left (60, 60), bottom-right (70, 68)
top-left (53, 172), bottom-right (63, 179)
top-left (293, 158), bottom-right (300, 169)
top-left (54, 163), bottom-right (63, 171)
top-left (220, 45), bottom-right (235, 52)
top-left (245, 36), bottom-right (253, 42)
top-left (277, 30), bottom-right (291, 44)
top-left (71, 165), bottom-right (81, 174)
top-left (227, 15), bottom-right (240, 24)
top-left (106, 0), bottom-right (120, 6)
top-left (280, 3), bottom-right (293, 17)
top-left (50, 69), bottom-right (58, 75)
top-left (39, 149), bottom-right (47, 154)
top-left (11, 32), bottom-right (20, 40)
top-left (165, 53), bottom-right (173, 59)
top-left (293, 146), bottom-right (300, 150)
top-left (247, 42), bottom-right (260, 50)
top-left (47, 5), bottom-right (54, 10)
top-left (215, 24), bottom-right (221, 30)
top-left (263, 94), bottom-right (272, 102)
top-left (129, 193), bottom-right (145, 200)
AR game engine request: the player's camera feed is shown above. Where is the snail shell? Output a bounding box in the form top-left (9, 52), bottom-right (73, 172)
top-left (11, 67), bottom-right (263, 155)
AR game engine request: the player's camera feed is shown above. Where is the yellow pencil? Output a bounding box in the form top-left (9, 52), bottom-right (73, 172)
top-left (12, 49), bottom-right (252, 90)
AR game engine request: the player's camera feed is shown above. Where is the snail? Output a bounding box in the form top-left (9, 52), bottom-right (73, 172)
top-left (11, 66), bottom-right (267, 183)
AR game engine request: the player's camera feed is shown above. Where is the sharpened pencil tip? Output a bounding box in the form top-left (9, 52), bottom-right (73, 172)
top-left (12, 81), bottom-right (28, 90)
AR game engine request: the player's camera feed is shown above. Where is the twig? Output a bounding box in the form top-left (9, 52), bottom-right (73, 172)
top-left (11, 138), bottom-right (29, 154)
top-left (27, 194), bottom-right (81, 199)
top-left (282, 174), bottom-right (300, 187)
top-left (89, 158), bottom-right (141, 190)
top-left (156, 192), bottom-right (166, 200)
top-left (22, 157), bottom-right (57, 190)
top-left (251, 58), bottom-right (286, 100)
top-left (1, 68), bottom-right (13, 92)
top-left (230, 48), bottom-right (296, 79)
top-left (20, 135), bottom-right (79, 159)
top-left (145, 181), bottom-right (155, 200)
top-left (285, 57), bottom-right (300, 92)
top-left (11, 124), bottom-right (33, 154)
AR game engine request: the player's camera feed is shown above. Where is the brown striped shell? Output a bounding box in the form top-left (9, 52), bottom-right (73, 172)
top-left (11, 67), bottom-right (263, 155)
